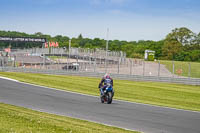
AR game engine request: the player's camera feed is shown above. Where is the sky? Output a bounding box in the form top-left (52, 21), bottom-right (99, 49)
top-left (0, 0), bottom-right (200, 41)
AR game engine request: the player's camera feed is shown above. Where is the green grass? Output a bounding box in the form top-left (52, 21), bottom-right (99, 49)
top-left (0, 103), bottom-right (137, 133)
top-left (0, 72), bottom-right (200, 112)
top-left (160, 60), bottom-right (200, 78)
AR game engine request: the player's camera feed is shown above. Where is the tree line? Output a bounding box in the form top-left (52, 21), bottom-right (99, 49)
top-left (0, 27), bottom-right (200, 62)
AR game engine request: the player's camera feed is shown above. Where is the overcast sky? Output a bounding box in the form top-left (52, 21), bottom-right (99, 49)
top-left (0, 0), bottom-right (200, 41)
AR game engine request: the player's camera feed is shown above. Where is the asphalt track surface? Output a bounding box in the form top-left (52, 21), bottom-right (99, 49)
top-left (0, 78), bottom-right (200, 133)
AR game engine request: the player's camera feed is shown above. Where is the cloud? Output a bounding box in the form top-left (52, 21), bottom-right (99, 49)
top-left (90, 0), bottom-right (101, 5)
top-left (89, 0), bottom-right (130, 5)
top-left (109, 0), bottom-right (130, 4)
top-left (27, 0), bottom-right (64, 5)
top-left (108, 9), bottom-right (122, 14)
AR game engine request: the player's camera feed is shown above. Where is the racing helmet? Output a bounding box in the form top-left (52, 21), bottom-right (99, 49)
top-left (105, 74), bottom-right (110, 79)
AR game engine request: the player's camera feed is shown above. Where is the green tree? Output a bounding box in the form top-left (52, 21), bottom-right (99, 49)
top-left (166, 27), bottom-right (195, 46)
top-left (162, 39), bottom-right (183, 60)
top-left (34, 32), bottom-right (43, 37)
top-left (189, 50), bottom-right (200, 62)
top-left (196, 33), bottom-right (200, 44)
top-left (84, 42), bottom-right (93, 48)
top-left (121, 43), bottom-right (134, 57)
top-left (1, 28), bottom-right (200, 62)
top-left (162, 27), bottom-right (197, 60)
top-left (78, 34), bottom-right (83, 40)
top-left (92, 38), bottom-right (104, 48)
top-left (109, 40), bottom-right (122, 51)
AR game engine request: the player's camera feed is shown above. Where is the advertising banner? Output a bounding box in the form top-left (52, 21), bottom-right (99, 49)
top-left (0, 36), bottom-right (46, 43)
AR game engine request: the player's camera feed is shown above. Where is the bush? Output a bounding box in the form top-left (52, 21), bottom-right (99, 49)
top-left (130, 53), bottom-right (143, 59)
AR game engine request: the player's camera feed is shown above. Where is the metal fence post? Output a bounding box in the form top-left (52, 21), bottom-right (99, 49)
top-left (76, 52), bottom-right (78, 72)
top-left (85, 60), bottom-right (87, 71)
top-left (143, 61), bottom-right (145, 76)
top-left (172, 61), bottom-right (175, 77)
top-left (158, 61), bottom-right (160, 77)
top-left (130, 59), bottom-right (132, 75)
top-left (132, 59), bottom-right (135, 75)
top-left (14, 55), bottom-right (16, 67)
top-left (105, 58), bottom-right (107, 73)
top-left (57, 59), bottom-right (59, 71)
top-left (2, 58), bottom-right (4, 71)
top-left (67, 55), bottom-right (69, 72)
top-left (188, 62), bottom-right (191, 78)
top-left (118, 58), bottom-right (120, 74)
top-left (94, 58), bottom-right (96, 72)
top-left (1, 58), bottom-right (3, 71)
top-left (89, 56), bottom-right (91, 68)
top-left (100, 56), bottom-right (101, 65)
top-left (43, 54), bottom-right (45, 69)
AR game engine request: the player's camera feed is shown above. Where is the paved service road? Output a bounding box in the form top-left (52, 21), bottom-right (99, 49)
top-left (0, 78), bottom-right (200, 133)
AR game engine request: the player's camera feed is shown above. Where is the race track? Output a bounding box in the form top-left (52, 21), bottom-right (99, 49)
top-left (0, 78), bottom-right (200, 133)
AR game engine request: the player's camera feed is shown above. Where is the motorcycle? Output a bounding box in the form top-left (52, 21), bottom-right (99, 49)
top-left (100, 84), bottom-right (114, 104)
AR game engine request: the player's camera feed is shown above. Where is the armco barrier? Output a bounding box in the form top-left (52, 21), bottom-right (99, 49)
top-left (1, 67), bottom-right (200, 85)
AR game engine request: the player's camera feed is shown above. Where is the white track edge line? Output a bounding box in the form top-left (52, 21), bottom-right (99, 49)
top-left (0, 76), bottom-right (19, 82)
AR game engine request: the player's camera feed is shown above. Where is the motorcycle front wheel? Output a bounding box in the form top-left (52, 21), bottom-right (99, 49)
top-left (101, 97), bottom-right (104, 103)
top-left (107, 92), bottom-right (112, 104)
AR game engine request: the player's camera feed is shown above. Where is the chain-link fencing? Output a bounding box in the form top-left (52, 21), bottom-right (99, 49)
top-left (0, 48), bottom-right (199, 85)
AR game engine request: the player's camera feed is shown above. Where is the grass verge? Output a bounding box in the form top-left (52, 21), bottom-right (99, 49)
top-left (0, 72), bottom-right (200, 111)
top-left (160, 60), bottom-right (200, 78)
top-left (0, 103), bottom-right (137, 133)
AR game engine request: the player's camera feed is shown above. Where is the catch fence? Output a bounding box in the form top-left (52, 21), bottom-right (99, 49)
top-left (0, 48), bottom-right (199, 85)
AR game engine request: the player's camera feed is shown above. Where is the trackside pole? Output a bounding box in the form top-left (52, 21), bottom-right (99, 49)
top-left (143, 61), bottom-right (145, 76)
top-left (118, 58), bottom-right (120, 74)
top-left (158, 61), bottom-right (160, 77)
top-left (69, 39), bottom-right (71, 60)
top-left (188, 62), bottom-right (191, 78)
top-left (172, 61), bottom-right (175, 77)
top-left (105, 28), bottom-right (109, 74)
top-left (94, 58), bottom-right (96, 72)
top-left (130, 59), bottom-right (132, 75)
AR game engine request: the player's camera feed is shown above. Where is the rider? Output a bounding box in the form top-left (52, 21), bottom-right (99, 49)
top-left (98, 73), bottom-right (113, 96)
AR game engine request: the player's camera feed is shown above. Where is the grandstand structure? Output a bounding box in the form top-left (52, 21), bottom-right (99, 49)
top-left (0, 47), bottom-right (127, 72)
